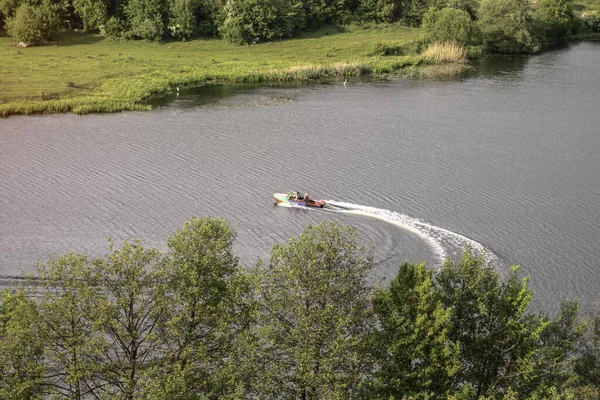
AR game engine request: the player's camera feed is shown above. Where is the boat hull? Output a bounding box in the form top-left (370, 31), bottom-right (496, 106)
top-left (274, 193), bottom-right (325, 208)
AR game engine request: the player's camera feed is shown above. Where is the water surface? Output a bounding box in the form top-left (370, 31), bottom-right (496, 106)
top-left (1, 42), bottom-right (599, 310)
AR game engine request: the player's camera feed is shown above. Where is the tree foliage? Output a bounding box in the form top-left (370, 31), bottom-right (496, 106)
top-left (537, 0), bottom-right (575, 42)
top-left (254, 221), bottom-right (375, 398)
top-left (477, 0), bottom-right (542, 53)
top-left (5, 0), bottom-right (61, 44)
top-left (219, 0), bottom-right (304, 44)
top-left (72, 0), bottom-right (108, 32)
top-left (0, 287), bottom-right (45, 400)
top-left (168, 0), bottom-right (197, 39)
top-left (370, 262), bottom-right (460, 398)
top-left (124, 0), bottom-right (167, 40)
top-left (421, 6), bottom-right (479, 45)
top-left (436, 249), bottom-right (536, 397)
top-left (36, 253), bottom-right (106, 399)
top-left (1, 219), bottom-right (599, 398)
top-left (94, 240), bottom-right (170, 399)
top-left (155, 216), bottom-right (252, 398)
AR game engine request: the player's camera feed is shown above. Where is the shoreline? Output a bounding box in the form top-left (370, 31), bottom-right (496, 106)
top-left (1, 27), bottom-right (598, 118)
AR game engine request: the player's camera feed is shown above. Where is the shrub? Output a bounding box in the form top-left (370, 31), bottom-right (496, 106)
top-left (421, 7), bottom-right (480, 46)
top-left (477, 0), bottom-right (542, 53)
top-left (100, 16), bottom-right (123, 39)
top-left (35, 0), bottom-right (62, 39)
top-left (73, 0), bottom-right (108, 32)
top-left (0, 0), bottom-right (22, 21)
top-left (430, 0), bottom-right (478, 18)
top-left (5, 0), bottom-right (60, 44)
top-left (5, 4), bottom-right (43, 44)
top-left (168, 0), bottom-right (196, 40)
top-left (537, 0), bottom-right (575, 42)
top-left (219, 0), bottom-right (304, 44)
top-left (301, 0), bottom-right (350, 27)
top-left (370, 41), bottom-right (404, 56)
top-left (582, 11), bottom-right (600, 32)
top-left (125, 0), bottom-right (167, 40)
top-left (131, 15), bottom-right (164, 40)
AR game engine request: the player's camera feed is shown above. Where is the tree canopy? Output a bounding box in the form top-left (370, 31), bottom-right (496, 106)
top-left (1, 218), bottom-right (599, 398)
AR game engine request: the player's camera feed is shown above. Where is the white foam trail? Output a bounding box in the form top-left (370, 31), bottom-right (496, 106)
top-left (325, 200), bottom-right (497, 266)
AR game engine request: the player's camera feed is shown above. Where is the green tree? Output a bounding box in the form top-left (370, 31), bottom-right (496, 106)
top-left (36, 253), bottom-right (106, 400)
top-left (299, 0), bottom-right (349, 27)
top-left (581, 11), bottom-right (600, 32)
top-left (168, 0), bottom-right (196, 39)
top-left (370, 262), bottom-right (461, 398)
top-left (219, 0), bottom-right (304, 44)
top-left (94, 240), bottom-right (171, 399)
top-left (5, 4), bottom-right (44, 43)
top-left (4, 0), bottom-right (61, 44)
top-left (254, 221), bottom-right (375, 398)
top-left (73, 0), bottom-right (108, 32)
top-left (477, 0), bottom-right (542, 53)
top-left (357, 0), bottom-right (428, 24)
top-left (511, 299), bottom-right (586, 398)
top-left (149, 216), bottom-right (253, 398)
top-left (0, 0), bottom-right (21, 26)
top-left (0, 287), bottom-right (45, 400)
top-left (124, 0), bottom-right (167, 40)
top-left (436, 248), bottom-right (536, 397)
top-left (537, 0), bottom-right (575, 42)
top-left (575, 306), bottom-right (600, 389)
top-left (421, 6), bottom-right (480, 45)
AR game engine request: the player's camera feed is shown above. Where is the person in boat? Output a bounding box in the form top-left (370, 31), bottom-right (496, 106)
top-left (296, 191), bottom-right (302, 200)
top-left (304, 193), bottom-right (310, 203)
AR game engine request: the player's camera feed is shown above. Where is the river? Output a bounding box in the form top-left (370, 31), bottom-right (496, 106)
top-left (1, 42), bottom-right (599, 310)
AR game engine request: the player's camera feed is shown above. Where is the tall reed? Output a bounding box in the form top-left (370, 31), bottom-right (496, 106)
top-left (421, 42), bottom-right (466, 64)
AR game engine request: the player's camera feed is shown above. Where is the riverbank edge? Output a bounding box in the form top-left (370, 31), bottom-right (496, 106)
top-left (0, 55), bottom-right (432, 118)
top-left (2, 34), bottom-right (599, 118)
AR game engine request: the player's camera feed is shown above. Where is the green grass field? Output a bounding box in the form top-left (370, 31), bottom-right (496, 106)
top-left (0, 24), bottom-right (421, 116)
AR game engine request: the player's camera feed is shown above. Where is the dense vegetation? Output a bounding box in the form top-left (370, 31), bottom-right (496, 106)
top-left (2, 217), bottom-right (600, 399)
top-left (0, 0), bottom-right (598, 47)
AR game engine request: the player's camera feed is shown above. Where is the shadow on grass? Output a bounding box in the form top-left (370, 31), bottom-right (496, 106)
top-left (50, 31), bottom-right (105, 46)
top-left (294, 25), bottom-right (346, 40)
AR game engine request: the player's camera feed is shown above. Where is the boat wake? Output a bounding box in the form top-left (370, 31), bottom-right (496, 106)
top-left (323, 200), bottom-right (498, 267)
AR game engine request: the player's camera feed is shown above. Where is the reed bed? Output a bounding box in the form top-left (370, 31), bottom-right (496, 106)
top-left (421, 42), bottom-right (466, 64)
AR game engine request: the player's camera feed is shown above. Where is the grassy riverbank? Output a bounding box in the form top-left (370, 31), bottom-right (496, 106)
top-left (0, 24), bottom-right (423, 117)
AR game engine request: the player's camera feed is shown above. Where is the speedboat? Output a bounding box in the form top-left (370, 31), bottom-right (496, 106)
top-left (274, 192), bottom-right (326, 208)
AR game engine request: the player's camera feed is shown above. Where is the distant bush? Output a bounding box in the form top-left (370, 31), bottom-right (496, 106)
top-left (131, 15), bottom-right (164, 41)
top-left (357, 0), bottom-right (426, 25)
top-left (537, 0), bottom-right (575, 42)
top-left (100, 16), bottom-right (123, 39)
top-left (370, 41), bottom-right (404, 56)
top-left (421, 7), bottom-right (480, 46)
top-left (168, 0), bottom-right (196, 40)
top-left (73, 0), bottom-right (108, 32)
top-left (477, 0), bottom-right (542, 53)
top-left (582, 11), bottom-right (600, 32)
top-left (465, 44), bottom-right (483, 58)
top-left (6, 4), bottom-right (43, 44)
top-left (429, 0), bottom-right (478, 19)
top-left (5, 0), bottom-right (60, 44)
top-left (301, 0), bottom-right (350, 28)
top-left (0, 0), bottom-right (21, 22)
top-left (124, 0), bottom-right (167, 40)
top-left (219, 0), bottom-right (304, 45)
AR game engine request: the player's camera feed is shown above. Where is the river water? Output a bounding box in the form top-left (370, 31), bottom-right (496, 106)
top-left (1, 42), bottom-right (599, 310)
